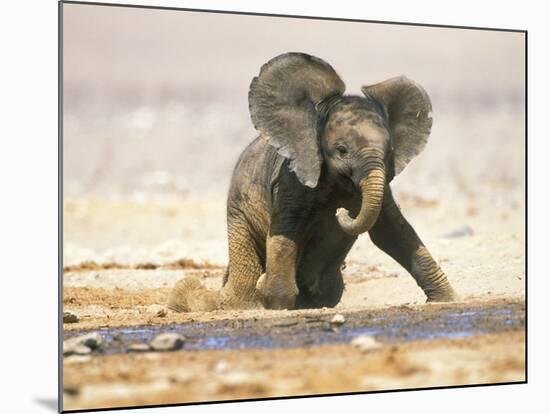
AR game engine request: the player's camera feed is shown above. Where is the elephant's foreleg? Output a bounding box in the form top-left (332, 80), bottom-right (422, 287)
top-left (368, 187), bottom-right (457, 302)
top-left (256, 234), bottom-right (300, 309)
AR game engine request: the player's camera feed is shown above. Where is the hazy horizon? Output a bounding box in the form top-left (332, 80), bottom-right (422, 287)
top-left (62, 3), bottom-right (525, 198)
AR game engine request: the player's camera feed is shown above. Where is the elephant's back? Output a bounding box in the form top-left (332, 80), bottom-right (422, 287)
top-left (227, 135), bottom-right (283, 229)
top-left (230, 135), bottom-right (282, 191)
top-left (235, 135), bottom-right (281, 171)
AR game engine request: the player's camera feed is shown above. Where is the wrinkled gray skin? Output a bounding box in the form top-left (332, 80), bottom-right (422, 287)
top-left (168, 52), bottom-right (457, 313)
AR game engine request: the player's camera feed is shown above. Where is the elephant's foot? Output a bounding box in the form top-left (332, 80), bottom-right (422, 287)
top-left (425, 287), bottom-right (459, 303)
top-left (168, 276), bottom-right (222, 312)
top-left (256, 273), bottom-right (299, 310)
top-left (410, 246), bottom-right (459, 303)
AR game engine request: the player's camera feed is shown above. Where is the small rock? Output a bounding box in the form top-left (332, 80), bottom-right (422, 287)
top-left (128, 343), bottom-right (151, 353)
top-left (63, 311), bottom-right (80, 324)
top-left (63, 343), bottom-right (92, 356)
top-left (215, 360), bottom-right (229, 373)
top-left (351, 335), bottom-right (382, 352)
top-left (149, 333), bottom-right (185, 351)
top-left (441, 225), bottom-right (474, 239)
top-left (74, 332), bottom-right (103, 349)
top-left (63, 332), bottom-right (103, 356)
top-left (330, 314), bottom-right (346, 326)
top-left (156, 308), bottom-right (168, 318)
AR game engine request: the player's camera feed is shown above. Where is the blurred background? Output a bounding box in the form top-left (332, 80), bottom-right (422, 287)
top-left (62, 4), bottom-right (525, 268)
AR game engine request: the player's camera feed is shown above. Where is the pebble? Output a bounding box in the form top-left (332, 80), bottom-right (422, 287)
top-left (73, 332), bottom-right (103, 349)
top-left (128, 343), bottom-right (151, 353)
top-left (149, 333), bottom-right (185, 351)
top-left (330, 314), bottom-right (346, 326)
top-left (215, 360), bottom-right (229, 373)
top-left (63, 343), bottom-right (92, 356)
top-left (441, 225), bottom-right (474, 239)
top-left (351, 335), bottom-right (382, 352)
top-left (63, 332), bottom-right (103, 356)
top-left (63, 311), bottom-right (80, 323)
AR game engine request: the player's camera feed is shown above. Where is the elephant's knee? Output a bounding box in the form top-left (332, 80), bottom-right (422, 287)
top-left (256, 273), bottom-right (299, 310)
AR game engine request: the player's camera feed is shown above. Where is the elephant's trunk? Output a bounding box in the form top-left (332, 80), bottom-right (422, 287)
top-left (336, 167), bottom-right (386, 236)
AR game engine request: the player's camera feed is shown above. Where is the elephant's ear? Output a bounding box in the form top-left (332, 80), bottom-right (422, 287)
top-left (361, 76), bottom-right (432, 176)
top-left (249, 53), bottom-right (345, 188)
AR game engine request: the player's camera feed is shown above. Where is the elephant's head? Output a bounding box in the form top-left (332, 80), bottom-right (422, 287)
top-left (249, 52), bottom-right (432, 236)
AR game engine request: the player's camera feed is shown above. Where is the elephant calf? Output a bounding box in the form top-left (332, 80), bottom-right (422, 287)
top-left (169, 52), bottom-right (457, 312)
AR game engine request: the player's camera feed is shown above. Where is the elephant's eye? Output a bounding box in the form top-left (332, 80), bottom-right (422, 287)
top-left (336, 145), bottom-right (348, 156)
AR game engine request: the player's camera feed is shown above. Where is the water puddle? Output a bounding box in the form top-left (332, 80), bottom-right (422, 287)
top-left (64, 302), bottom-right (524, 356)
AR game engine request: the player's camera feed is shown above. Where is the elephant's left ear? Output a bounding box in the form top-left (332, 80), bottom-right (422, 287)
top-left (361, 76), bottom-right (432, 176)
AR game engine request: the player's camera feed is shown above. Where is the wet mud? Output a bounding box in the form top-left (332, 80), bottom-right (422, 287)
top-left (65, 299), bottom-right (524, 355)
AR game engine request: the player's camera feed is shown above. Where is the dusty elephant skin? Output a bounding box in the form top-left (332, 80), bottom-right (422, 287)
top-left (169, 52), bottom-right (457, 312)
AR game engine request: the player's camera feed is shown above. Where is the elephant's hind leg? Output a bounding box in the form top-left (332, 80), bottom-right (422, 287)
top-left (168, 277), bottom-right (222, 312)
top-left (168, 220), bottom-right (264, 312)
top-left (220, 217), bottom-right (265, 309)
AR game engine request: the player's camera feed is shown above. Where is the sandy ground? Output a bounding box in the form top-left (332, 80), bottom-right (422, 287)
top-left (63, 331), bottom-right (525, 410)
top-left (63, 183), bottom-right (525, 319)
top-left (61, 192), bottom-right (526, 410)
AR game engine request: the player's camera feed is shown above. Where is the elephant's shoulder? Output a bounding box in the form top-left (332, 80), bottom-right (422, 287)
top-left (239, 134), bottom-right (275, 158)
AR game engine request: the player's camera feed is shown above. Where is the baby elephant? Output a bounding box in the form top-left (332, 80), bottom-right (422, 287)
top-left (169, 52), bottom-right (457, 312)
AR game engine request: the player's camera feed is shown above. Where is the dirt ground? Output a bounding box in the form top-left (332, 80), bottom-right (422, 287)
top-left (61, 192), bottom-right (526, 410)
top-left (62, 181), bottom-right (525, 325)
top-left (63, 331), bottom-right (525, 410)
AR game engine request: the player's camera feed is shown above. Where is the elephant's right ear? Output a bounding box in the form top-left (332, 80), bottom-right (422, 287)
top-left (249, 53), bottom-right (345, 188)
top-left (361, 76), bottom-right (433, 176)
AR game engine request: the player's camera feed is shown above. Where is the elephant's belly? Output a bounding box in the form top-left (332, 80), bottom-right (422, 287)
top-left (297, 208), bottom-right (357, 291)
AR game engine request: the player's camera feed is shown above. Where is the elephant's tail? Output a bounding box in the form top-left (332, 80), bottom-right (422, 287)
top-left (168, 276), bottom-right (223, 312)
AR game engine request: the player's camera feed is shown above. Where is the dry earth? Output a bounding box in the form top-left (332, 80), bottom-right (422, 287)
top-left (62, 192), bottom-right (525, 411)
top-left (63, 332), bottom-right (524, 411)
